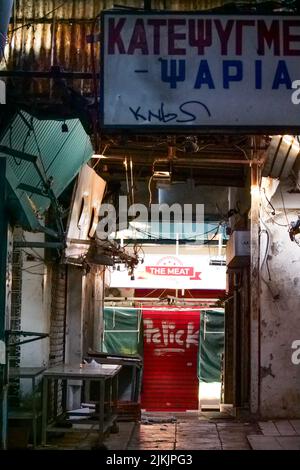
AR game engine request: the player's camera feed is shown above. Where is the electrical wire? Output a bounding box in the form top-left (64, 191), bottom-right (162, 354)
top-left (21, 262), bottom-right (44, 271)
top-left (261, 194), bottom-right (289, 228)
top-left (130, 157), bottom-right (134, 206)
top-left (234, 144), bottom-right (250, 160)
top-left (21, 264), bottom-right (45, 275)
top-left (148, 175), bottom-right (154, 207)
top-left (124, 157), bottom-right (130, 197)
top-left (128, 222), bottom-right (221, 242)
top-left (262, 188), bottom-right (276, 216)
top-left (21, 248), bottom-right (44, 263)
top-left (259, 208), bottom-right (281, 299)
top-left (279, 186), bottom-right (290, 228)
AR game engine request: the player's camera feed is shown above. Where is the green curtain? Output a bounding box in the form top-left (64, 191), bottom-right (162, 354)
top-left (103, 307), bottom-right (143, 356)
top-left (198, 309), bottom-right (224, 383)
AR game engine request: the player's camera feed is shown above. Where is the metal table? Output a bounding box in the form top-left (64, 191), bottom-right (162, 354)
top-left (87, 353), bottom-right (143, 402)
top-left (8, 367), bottom-right (45, 448)
top-left (41, 364), bottom-right (121, 446)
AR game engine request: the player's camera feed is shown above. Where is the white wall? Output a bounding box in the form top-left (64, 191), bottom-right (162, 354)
top-left (259, 182), bottom-right (300, 417)
top-left (20, 232), bottom-right (50, 369)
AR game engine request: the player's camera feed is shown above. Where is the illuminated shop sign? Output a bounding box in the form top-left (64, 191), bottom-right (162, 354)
top-left (101, 12), bottom-right (300, 129)
top-left (109, 254), bottom-right (226, 289)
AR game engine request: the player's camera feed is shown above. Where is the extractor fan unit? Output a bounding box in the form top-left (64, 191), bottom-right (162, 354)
top-left (262, 135), bottom-right (300, 180)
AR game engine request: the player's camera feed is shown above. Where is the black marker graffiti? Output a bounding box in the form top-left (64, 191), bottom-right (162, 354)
top-left (129, 101), bottom-right (211, 124)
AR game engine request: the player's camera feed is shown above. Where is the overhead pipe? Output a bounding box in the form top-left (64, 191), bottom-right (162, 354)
top-left (0, 0), bottom-right (14, 60)
top-left (97, 156), bottom-right (252, 166)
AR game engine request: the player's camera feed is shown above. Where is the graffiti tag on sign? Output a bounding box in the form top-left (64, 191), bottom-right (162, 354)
top-left (144, 319), bottom-right (199, 354)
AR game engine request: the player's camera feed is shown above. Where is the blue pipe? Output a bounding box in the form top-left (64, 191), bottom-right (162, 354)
top-left (0, 0), bottom-right (14, 60)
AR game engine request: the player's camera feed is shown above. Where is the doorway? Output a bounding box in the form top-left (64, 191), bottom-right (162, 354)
top-left (141, 307), bottom-right (201, 411)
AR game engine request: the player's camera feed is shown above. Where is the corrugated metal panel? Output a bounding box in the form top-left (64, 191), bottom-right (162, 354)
top-left (141, 307), bottom-right (200, 411)
top-left (4, 0), bottom-right (227, 95)
top-left (1, 110), bottom-right (93, 228)
top-left (0, 0), bottom-right (14, 59)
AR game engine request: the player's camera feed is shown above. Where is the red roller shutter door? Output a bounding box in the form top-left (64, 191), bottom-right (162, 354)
top-left (141, 308), bottom-right (200, 411)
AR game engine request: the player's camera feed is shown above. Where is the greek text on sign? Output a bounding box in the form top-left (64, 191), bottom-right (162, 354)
top-left (101, 13), bottom-right (300, 128)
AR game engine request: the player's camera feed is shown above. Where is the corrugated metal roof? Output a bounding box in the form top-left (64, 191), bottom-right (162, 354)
top-left (4, 0), bottom-right (227, 96)
top-left (1, 110), bottom-right (93, 229)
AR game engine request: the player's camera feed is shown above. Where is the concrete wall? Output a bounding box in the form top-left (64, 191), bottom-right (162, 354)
top-left (65, 266), bottom-right (84, 366)
top-left (20, 232), bottom-right (50, 368)
top-left (259, 180), bottom-right (300, 418)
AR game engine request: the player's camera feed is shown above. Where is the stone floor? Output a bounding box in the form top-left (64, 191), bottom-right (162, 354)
top-left (125, 412), bottom-right (258, 451)
top-left (37, 415), bottom-right (300, 450)
top-left (39, 411), bottom-right (260, 450)
top-left (247, 420), bottom-right (300, 450)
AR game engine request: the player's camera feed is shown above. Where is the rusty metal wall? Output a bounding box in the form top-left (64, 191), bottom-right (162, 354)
top-left (4, 0), bottom-right (227, 95)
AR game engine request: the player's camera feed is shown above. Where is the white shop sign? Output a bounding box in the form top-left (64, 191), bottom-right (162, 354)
top-left (108, 254), bottom-right (226, 290)
top-left (101, 12), bottom-right (300, 129)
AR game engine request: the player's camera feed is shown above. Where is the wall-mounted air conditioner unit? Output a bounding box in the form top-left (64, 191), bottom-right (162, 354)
top-left (226, 231), bottom-right (250, 268)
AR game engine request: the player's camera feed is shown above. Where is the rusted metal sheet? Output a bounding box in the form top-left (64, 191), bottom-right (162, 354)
top-left (3, 0), bottom-right (225, 96)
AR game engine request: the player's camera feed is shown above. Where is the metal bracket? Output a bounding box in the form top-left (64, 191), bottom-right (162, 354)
top-left (5, 330), bottom-right (49, 348)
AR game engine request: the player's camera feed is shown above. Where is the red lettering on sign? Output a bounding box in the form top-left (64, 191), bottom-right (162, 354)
top-left (214, 19), bottom-right (234, 56)
top-left (257, 20), bottom-right (280, 56)
top-left (283, 20), bottom-right (300, 56)
top-left (168, 19), bottom-right (186, 55)
top-left (108, 18), bottom-right (126, 54)
top-left (148, 19), bottom-right (167, 54)
top-left (188, 19), bottom-right (212, 55)
top-left (128, 19), bottom-right (149, 55)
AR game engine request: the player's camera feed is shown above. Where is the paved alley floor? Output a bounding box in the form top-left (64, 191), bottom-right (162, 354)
top-left (37, 411), bottom-right (258, 450)
top-left (36, 413), bottom-right (300, 450)
top-left (248, 420), bottom-right (300, 450)
top-left (123, 412), bottom-right (258, 451)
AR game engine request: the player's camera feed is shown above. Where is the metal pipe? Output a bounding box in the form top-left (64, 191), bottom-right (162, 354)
top-left (14, 241), bottom-right (64, 249)
top-left (0, 70), bottom-right (99, 79)
top-left (102, 156), bottom-right (252, 166)
top-left (104, 297), bottom-right (219, 302)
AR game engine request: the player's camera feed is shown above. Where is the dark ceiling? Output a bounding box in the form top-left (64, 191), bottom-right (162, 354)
top-left (94, 134), bottom-right (265, 188)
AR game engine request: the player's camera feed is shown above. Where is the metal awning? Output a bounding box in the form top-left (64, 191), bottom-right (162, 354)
top-left (0, 109), bottom-right (93, 231)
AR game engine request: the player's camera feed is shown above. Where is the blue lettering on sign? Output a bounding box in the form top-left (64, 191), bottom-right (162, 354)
top-left (150, 58), bottom-right (295, 90)
top-left (255, 60), bottom-right (262, 89)
top-left (194, 60), bottom-right (215, 89)
top-left (272, 60), bottom-right (292, 89)
top-left (223, 60), bottom-right (243, 89)
top-left (159, 58), bottom-right (186, 89)
top-left (129, 101), bottom-right (211, 124)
